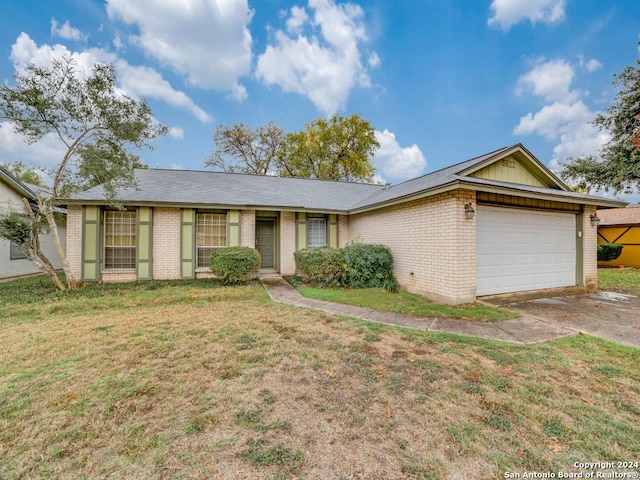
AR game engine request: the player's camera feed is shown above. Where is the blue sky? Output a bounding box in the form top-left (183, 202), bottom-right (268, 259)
top-left (1, 0), bottom-right (639, 199)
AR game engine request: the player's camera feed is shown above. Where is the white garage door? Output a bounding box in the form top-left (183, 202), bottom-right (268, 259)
top-left (476, 206), bottom-right (576, 296)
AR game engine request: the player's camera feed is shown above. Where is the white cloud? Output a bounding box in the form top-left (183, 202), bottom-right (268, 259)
top-left (373, 129), bottom-right (426, 182)
top-left (0, 121), bottom-right (67, 168)
top-left (488, 0), bottom-right (566, 31)
top-left (368, 52), bottom-right (380, 69)
top-left (515, 58), bottom-right (577, 102)
top-left (170, 163), bottom-right (184, 170)
top-left (50, 19), bottom-right (86, 41)
top-left (514, 101), bottom-right (592, 139)
top-left (116, 62), bottom-right (212, 122)
top-left (106, 0), bottom-right (253, 95)
top-left (168, 127), bottom-right (184, 139)
top-left (256, 0), bottom-right (378, 115)
top-left (286, 6), bottom-right (309, 33)
top-left (513, 57), bottom-right (610, 169)
top-left (9, 33), bottom-right (211, 123)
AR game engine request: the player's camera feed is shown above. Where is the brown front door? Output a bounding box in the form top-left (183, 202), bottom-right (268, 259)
top-left (255, 219), bottom-right (275, 268)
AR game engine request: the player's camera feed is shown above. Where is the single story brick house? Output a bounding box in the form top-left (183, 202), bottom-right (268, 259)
top-left (66, 144), bottom-right (625, 304)
top-left (1, 166), bottom-right (66, 280)
top-left (597, 205), bottom-right (640, 267)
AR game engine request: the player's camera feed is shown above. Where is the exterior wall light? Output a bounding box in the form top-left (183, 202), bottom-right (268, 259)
top-left (590, 214), bottom-right (601, 227)
top-left (464, 203), bottom-right (475, 220)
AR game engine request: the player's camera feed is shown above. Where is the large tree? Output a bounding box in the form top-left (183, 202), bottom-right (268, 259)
top-left (278, 114), bottom-right (378, 182)
top-left (0, 57), bottom-right (167, 289)
top-left (1, 160), bottom-right (46, 187)
top-left (205, 122), bottom-right (284, 174)
top-left (561, 59), bottom-right (640, 193)
top-left (206, 114), bottom-right (379, 183)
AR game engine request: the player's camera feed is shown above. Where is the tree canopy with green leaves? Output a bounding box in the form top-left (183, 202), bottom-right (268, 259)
top-left (1, 160), bottom-right (46, 187)
top-left (206, 114), bottom-right (379, 183)
top-left (0, 57), bottom-right (167, 289)
top-left (561, 59), bottom-right (640, 193)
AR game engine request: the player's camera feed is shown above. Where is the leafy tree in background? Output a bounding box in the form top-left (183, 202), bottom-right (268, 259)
top-left (561, 59), bottom-right (640, 193)
top-left (278, 114), bottom-right (378, 182)
top-left (206, 114), bottom-right (379, 183)
top-left (205, 122), bottom-right (285, 175)
top-left (0, 57), bottom-right (167, 289)
top-left (1, 160), bottom-right (46, 187)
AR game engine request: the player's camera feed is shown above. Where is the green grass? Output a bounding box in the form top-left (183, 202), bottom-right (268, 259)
top-left (598, 267), bottom-right (640, 296)
top-left (296, 285), bottom-right (518, 322)
top-left (0, 275), bottom-right (639, 479)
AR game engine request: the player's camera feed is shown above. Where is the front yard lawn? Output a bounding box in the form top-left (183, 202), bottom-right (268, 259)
top-left (1, 276), bottom-right (639, 479)
top-left (598, 267), bottom-right (640, 296)
top-left (291, 281), bottom-right (518, 322)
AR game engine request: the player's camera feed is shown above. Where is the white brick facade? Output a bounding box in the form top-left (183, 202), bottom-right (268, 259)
top-left (583, 205), bottom-right (598, 289)
top-left (153, 208), bottom-right (181, 280)
top-left (280, 211), bottom-right (296, 275)
top-left (348, 190), bottom-right (477, 304)
top-left (66, 205), bottom-right (82, 281)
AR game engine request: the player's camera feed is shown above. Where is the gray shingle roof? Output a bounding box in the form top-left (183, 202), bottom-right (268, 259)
top-left (70, 169), bottom-right (385, 212)
top-left (68, 144), bottom-right (626, 211)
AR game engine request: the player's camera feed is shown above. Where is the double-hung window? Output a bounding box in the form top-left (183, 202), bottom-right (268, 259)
top-left (307, 216), bottom-right (327, 247)
top-left (104, 210), bottom-right (137, 269)
top-left (196, 212), bottom-right (227, 268)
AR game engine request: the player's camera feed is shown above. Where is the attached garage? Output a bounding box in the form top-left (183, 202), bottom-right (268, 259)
top-left (476, 205), bottom-right (577, 296)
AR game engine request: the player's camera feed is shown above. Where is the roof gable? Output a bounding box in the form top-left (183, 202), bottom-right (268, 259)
top-left (458, 144), bottom-right (566, 190)
top-left (0, 165), bottom-right (36, 200)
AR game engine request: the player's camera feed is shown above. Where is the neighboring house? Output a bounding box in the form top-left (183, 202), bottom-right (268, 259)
top-left (597, 205), bottom-right (640, 267)
top-left (66, 144), bottom-right (625, 304)
top-left (0, 166), bottom-right (66, 280)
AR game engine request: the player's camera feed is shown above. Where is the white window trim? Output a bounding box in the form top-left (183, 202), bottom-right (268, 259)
top-left (307, 217), bottom-right (327, 248)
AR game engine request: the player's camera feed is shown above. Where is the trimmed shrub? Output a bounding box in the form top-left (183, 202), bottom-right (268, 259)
top-left (597, 243), bottom-right (624, 262)
top-left (210, 247), bottom-right (261, 284)
top-left (342, 243), bottom-right (399, 292)
top-left (294, 247), bottom-right (344, 285)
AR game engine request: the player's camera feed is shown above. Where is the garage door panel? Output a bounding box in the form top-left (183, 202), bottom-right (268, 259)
top-left (477, 206), bottom-right (576, 296)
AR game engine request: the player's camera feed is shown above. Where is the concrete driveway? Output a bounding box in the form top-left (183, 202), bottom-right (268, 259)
top-left (483, 291), bottom-right (640, 348)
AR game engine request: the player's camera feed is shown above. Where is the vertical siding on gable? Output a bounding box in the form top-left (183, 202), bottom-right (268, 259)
top-left (471, 156), bottom-right (547, 187)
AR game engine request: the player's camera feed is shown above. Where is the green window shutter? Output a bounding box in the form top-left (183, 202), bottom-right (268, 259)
top-left (81, 205), bottom-right (101, 281)
top-left (181, 208), bottom-right (196, 278)
top-left (328, 214), bottom-right (338, 248)
top-left (228, 210), bottom-right (240, 247)
top-left (137, 207), bottom-right (153, 280)
top-left (296, 212), bottom-right (307, 250)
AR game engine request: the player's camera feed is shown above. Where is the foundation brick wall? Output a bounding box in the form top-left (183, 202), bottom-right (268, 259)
top-left (66, 205), bottom-right (83, 281)
top-left (101, 270), bottom-right (137, 283)
top-left (240, 210), bottom-right (256, 248)
top-left (152, 207), bottom-right (181, 280)
top-left (348, 190), bottom-right (477, 304)
top-left (280, 211), bottom-right (296, 275)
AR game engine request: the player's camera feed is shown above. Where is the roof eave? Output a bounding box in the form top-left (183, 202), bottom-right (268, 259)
top-left (64, 199), bottom-right (350, 214)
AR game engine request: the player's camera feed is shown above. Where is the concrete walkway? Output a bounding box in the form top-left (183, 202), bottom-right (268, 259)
top-left (260, 278), bottom-right (578, 345)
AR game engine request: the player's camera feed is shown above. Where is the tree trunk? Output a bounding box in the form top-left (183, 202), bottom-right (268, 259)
top-left (34, 195), bottom-right (78, 289)
top-left (21, 196), bottom-right (73, 290)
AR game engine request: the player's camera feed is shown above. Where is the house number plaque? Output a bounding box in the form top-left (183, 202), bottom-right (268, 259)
top-left (502, 159), bottom-right (516, 168)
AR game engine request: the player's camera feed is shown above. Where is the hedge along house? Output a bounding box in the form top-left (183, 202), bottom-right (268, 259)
top-left (596, 205), bottom-right (640, 268)
top-left (66, 144), bottom-right (625, 304)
